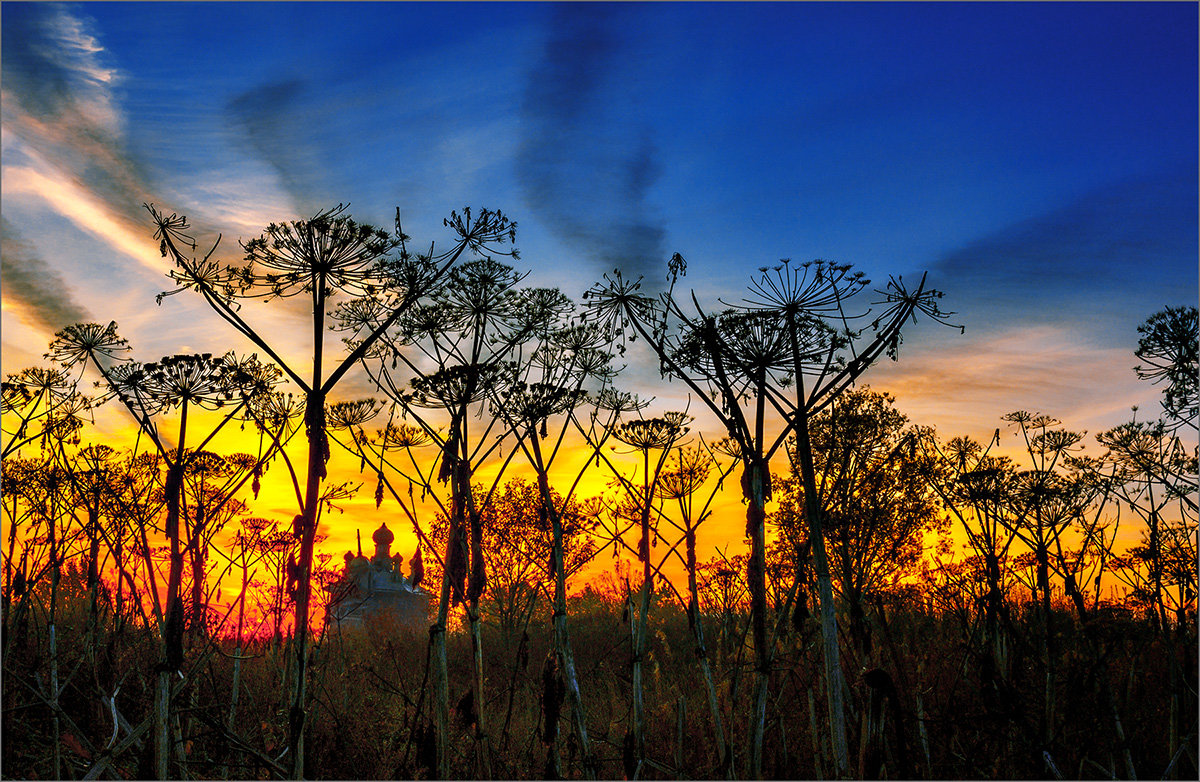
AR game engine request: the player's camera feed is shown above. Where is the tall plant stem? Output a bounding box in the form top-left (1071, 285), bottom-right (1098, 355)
top-left (677, 480), bottom-right (734, 778)
top-left (466, 602), bottom-right (492, 778)
top-left (432, 527), bottom-right (454, 778)
top-left (222, 565), bottom-right (250, 780)
top-left (157, 401), bottom-right (189, 780)
top-left (530, 432), bottom-right (596, 779)
top-left (288, 271), bottom-right (328, 780)
top-left (48, 485), bottom-right (62, 782)
top-left (789, 360), bottom-right (849, 777)
top-left (631, 447), bottom-right (653, 773)
top-left (747, 368), bottom-right (773, 779)
top-left (459, 457), bottom-right (493, 779)
top-left (1036, 536), bottom-right (1055, 746)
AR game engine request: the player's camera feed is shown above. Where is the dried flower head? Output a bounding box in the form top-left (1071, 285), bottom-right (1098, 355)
top-left (46, 321), bottom-right (129, 369)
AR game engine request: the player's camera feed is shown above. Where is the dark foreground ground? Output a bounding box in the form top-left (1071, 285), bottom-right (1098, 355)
top-left (2, 582), bottom-right (1196, 780)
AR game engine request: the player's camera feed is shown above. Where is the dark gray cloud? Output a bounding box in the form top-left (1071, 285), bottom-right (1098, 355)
top-left (227, 79), bottom-right (329, 215)
top-left (934, 172), bottom-right (1197, 329)
top-left (2, 4), bottom-right (87, 118)
top-left (517, 5), bottom-right (666, 285)
top-left (1, 219), bottom-right (92, 333)
top-left (1, 3), bottom-right (157, 234)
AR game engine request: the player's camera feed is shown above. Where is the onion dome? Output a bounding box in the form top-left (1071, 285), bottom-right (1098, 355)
top-left (372, 522), bottom-right (394, 546)
top-left (348, 554), bottom-right (370, 578)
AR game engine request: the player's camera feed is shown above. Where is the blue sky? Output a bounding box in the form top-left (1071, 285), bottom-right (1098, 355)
top-left (3, 1), bottom-right (1196, 443)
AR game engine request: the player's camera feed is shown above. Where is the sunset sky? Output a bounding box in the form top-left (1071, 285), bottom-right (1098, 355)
top-left (3, 2), bottom-right (1196, 578)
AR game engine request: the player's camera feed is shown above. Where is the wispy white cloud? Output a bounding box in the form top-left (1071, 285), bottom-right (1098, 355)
top-left (0, 4), bottom-right (335, 381)
top-left (1, 2), bottom-right (179, 359)
top-left (3, 3), bottom-right (122, 126)
top-left (2, 4), bottom-right (153, 235)
top-left (3, 151), bottom-right (169, 277)
top-left (170, 165), bottom-right (296, 240)
top-left (870, 322), bottom-right (1158, 445)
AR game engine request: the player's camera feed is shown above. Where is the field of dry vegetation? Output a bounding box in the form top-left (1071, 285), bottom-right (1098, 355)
top-left (2, 206), bottom-right (1195, 779)
top-left (2, 567), bottom-right (1195, 779)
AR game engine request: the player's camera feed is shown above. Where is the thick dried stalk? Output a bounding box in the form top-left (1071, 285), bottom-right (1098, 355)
top-left (631, 576), bottom-right (652, 772)
top-left (157, 406), bottom-right (189, 779)
top-left (462, 468), bottom-right (493, 779)
top-left (747, 466), bottom-right (771, 778)
top-left (794, 425), bottom-right (849, 776)
top-left (686, 549), bottom-right (732, 777)
top-left (675, 695), bottom-right (686, 773)
top-left (432, 536), bottom-right (454, 778)
top-left (808, 687), bottom-right (825, 780)
top-left (466, 605), bottom-right (493, 778)
top-left (532, 434), bottom-right (595, 779)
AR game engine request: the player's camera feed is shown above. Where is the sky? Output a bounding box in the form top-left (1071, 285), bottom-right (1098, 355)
top-left (2, 2), bottom-right (1196, 578)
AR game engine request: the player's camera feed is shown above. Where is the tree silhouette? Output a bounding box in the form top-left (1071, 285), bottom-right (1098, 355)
top-left (428, 479), bottom-right (598, 636)
top-left (773, 387), bottom-right (944, 664)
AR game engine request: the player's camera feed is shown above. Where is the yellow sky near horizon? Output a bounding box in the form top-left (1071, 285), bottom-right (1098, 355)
top-left (2, 0), bottom-right (1195, 647)
top-left (0, 146), bottom-right (1181, 615)
top-left (2, 356), bottom-right (1165, 630)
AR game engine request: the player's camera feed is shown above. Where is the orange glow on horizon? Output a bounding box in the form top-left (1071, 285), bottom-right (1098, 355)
top-left (3, 349), bottom-right (1180, 644)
